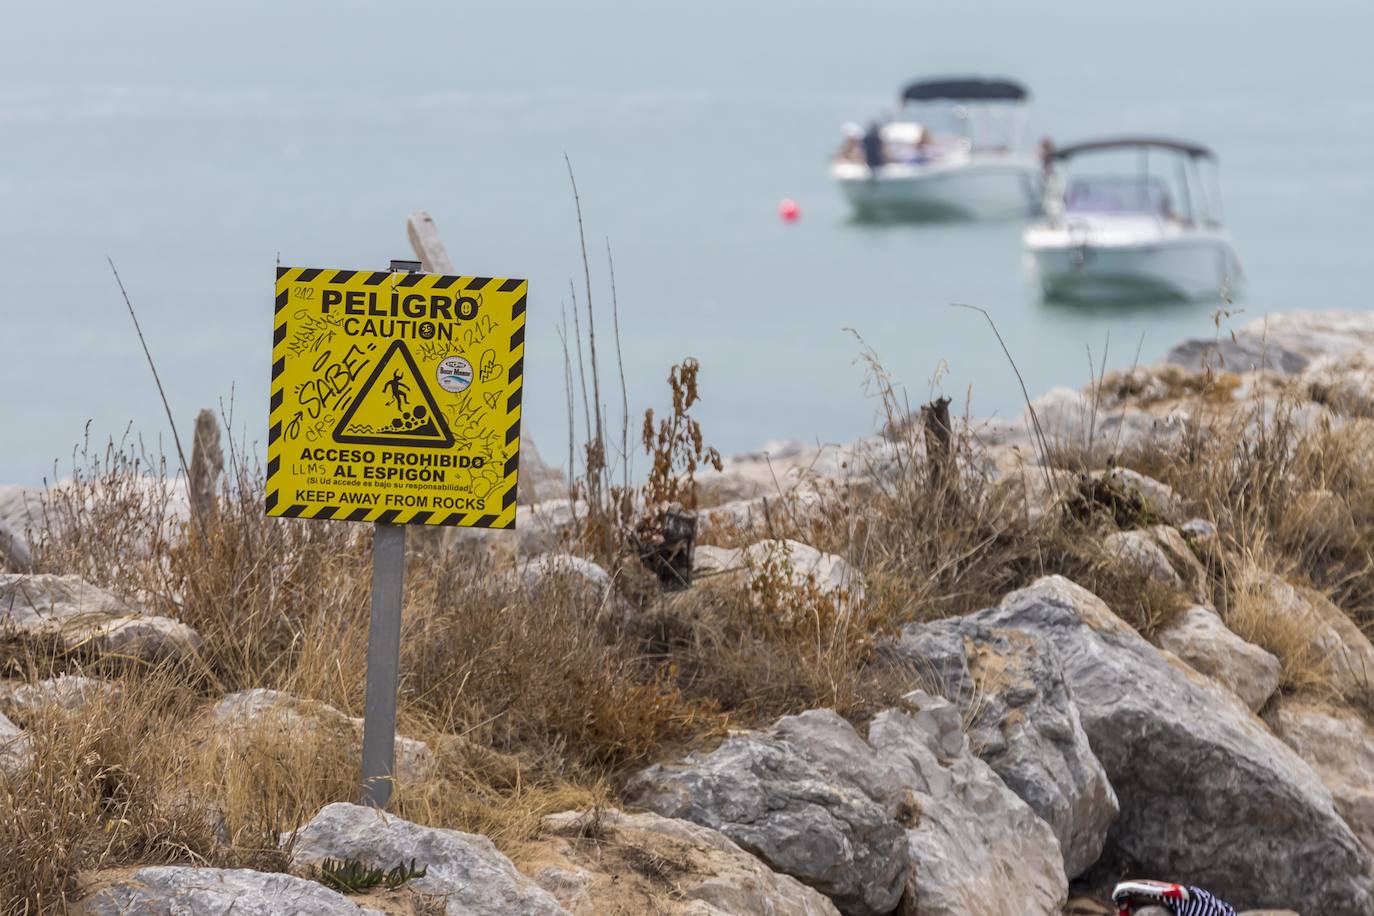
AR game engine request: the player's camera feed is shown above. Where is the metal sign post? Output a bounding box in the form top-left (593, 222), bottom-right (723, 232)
top-left (360, 520), bottom-right (405, 807)
top-left (358, 259), bottom-right (419, 808)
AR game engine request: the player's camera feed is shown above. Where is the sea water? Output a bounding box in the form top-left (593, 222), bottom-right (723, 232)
top-left (2, 0), bottom-right (1372, 484)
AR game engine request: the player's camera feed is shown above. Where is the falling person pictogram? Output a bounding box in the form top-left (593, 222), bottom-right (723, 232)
top-left (332, 340), bottom-right (455, 448)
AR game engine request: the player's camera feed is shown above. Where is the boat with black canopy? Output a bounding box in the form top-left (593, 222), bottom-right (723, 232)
top-left (831, 76), bottom-right (1042, 220)
top-left (1023, 136), bottom-right (1244, 302)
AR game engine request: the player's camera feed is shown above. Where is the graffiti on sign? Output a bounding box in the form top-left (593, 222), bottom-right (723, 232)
top-left (266, 267), bottom-right (527, 528)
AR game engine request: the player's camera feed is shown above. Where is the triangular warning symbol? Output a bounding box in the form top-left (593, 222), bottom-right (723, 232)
top-left (333, 340), bottom-right (455, 448)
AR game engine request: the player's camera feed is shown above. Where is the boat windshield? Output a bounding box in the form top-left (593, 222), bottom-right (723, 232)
top-left (1065, 177), bottom-right (1172, 216)
top-left (898, 100), bottom-right (1028, 153)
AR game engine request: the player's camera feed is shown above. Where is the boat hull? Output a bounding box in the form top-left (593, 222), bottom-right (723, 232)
top-left (833, 157), bottom-right (1042, 221)
top-left (1025, 232), bottom-right (1243, 302)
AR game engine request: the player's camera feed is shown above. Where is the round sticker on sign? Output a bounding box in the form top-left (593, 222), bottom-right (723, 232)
top-left (437, 355), bottom-right (474, 393)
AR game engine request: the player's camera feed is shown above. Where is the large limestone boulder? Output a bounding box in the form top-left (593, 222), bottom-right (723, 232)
top-left (625, 727), bottom-right (907, 915)
top-left (1165, 310), bottom-right (1374, 375)
top-left (81, 866), bottom-right (383, 915)
top-left (212, 689), bottom-right (434, 785)
top-left (977, 575), bottom-right (1374, 914)
top-left (628, 702), bottom-right (1068, 916)
top-left (1, 574), bottom-right (135, 623)
top-left (1157, 606), bottom-right (1281, 711)
top-left (89, 615), bottom-right (203, 661)
top-left (0, 574), bottom-right (201, 661)
top-left (527, 808), bottom-right (840, 915)
top-left (1270, 699), bottom-right (1374, 855)
top-left (290, 802), bottom-right (567, 916)
top-left (892, 619), bottom-right (1118, 878)
top-left (776, 703), bottom-right (1068, 916)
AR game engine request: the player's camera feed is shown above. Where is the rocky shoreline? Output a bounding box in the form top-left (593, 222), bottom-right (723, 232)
top-left (7, 311), bottom-right (1374, 914)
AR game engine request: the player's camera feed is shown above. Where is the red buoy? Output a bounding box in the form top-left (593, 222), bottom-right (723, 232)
top-left (778, 198), bottom-right (801, 223)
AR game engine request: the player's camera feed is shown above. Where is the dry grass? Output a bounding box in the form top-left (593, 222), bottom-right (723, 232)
top-left (638, 555), bottom-right (915, 725)
top-left (1224, 567), bottom-right (1340, 697)
top-left (0, 676), bottom-right (236, 916)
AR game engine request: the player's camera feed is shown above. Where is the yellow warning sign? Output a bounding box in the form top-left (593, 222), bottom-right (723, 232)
top-left (266, 267), bottom-right (528, 528)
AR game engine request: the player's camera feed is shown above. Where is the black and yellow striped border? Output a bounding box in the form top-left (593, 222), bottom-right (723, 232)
top-left (266, 266), bottom-right (526, 529)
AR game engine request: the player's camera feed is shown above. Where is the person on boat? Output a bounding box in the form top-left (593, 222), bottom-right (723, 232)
top-left (1038, 136), bottom-right (1056, 176)
top-left (862, 120), bottom-right (885, 172)
top-left (912, 126), bottom-right (936, 163)
top-left (1038, 136), bottom-right (1065, 222)
top-left (1112, 880), bottom-right (1237, 916)
top-left (836, 122), bottom-right (864, 163)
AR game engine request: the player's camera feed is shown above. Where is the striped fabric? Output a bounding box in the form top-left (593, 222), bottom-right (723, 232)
top-left (1173, 887), bottom-right (1237, 916)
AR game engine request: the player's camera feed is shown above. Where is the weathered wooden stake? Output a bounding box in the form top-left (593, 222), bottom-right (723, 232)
top-left (189, 408), bottom-right (224, 525)
top-left (921, 396), bottom-right (954, 491)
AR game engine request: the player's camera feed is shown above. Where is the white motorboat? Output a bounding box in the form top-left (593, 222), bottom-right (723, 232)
top-left (1024, 137), bottom-right (1244, 302)
top-left (832, 77), bottom-right (1043, 220)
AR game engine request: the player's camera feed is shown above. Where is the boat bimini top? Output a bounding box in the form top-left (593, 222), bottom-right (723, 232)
top-left (1051, 136), bottom-right (1214, 161)
top-left (900, 77), bottom-right (1029, 103)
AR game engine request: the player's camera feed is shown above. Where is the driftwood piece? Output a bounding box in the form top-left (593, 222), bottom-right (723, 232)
top-left (407, 211), bottom-right (456, 273)
top-left (921, 396), bottom-right (953, 489)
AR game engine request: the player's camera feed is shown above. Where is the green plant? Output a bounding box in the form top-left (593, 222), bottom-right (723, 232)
top-left (315, 857), bottom-right (428, 894)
